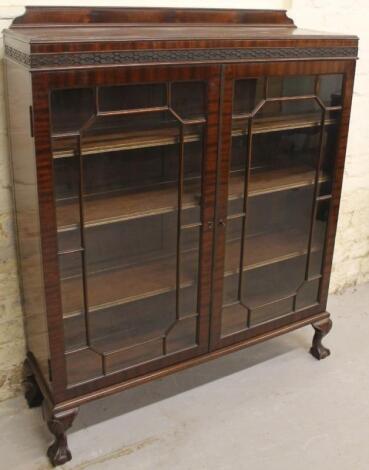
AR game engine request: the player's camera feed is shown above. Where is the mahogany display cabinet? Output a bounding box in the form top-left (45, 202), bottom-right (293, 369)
top-left (4, 6), bottom-right (358, 466)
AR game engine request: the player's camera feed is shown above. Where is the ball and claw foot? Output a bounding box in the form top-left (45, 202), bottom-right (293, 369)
top-left (310, 318), bottom-right (333, 360)
top-left (46, 408), bottom-right (78, 467)
top-left (23, 360), bottom-right (43, 408)
top-left (47, 431), bottom-right (71, 467)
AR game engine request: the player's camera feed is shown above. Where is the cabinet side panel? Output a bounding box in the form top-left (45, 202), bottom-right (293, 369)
top-left (5, 59), bottom-right (50, 386)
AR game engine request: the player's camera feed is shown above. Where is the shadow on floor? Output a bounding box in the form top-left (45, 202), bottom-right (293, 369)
top-left (72, 328), bottom-right (311, 432)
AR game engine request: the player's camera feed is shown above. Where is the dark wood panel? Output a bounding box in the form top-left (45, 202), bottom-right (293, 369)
top-left (4, 7), bottom-right (357, 61)
top-left (24, 61), bottom-right (354, 402)
top-left (6, 25), bottom-right (356, 48)
top-left (210, 58), bottom-right (355, 350)
top-left (31, 63), bottom-right (220, 401)
top-left (3, 7), bottom-right (356, 467)
top-left (11, 7), bottom-right (295, 27)
top-left (26, 38), bottom-right (359, 55)
top-left (4, 59), bottom-right (52, 388)
top-left (31, 78), bottom-right (68, 396)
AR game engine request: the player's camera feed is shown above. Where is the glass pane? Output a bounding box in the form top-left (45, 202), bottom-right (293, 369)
top-left (250, 298), bottom-right (294, 327)
top-left (319, 113), bottom-right (340, 196)
top-left (179, 226), bottom-right (200, 317)
top-left (66, 348), bottom-right (102, 385)
top-left (319, 74), bottom-right (343, 106)
top-left (233, 78), bottom-right (265, 115)
top-left (268, 75), bottom-right (315, 97)
top-left (98, 83), bottom-right (166, 111)
top-left (60, 252), bottom-right (87, 353)
top-left (221, 73), bottom-right (341, 338)
top-left (103, 338), bottom-right (164, 374)
top-left (295, 278), bottom-right (320, 310)
top-left (308, 198), bottom-right (330, 279)
top-left (171, 81), bottom-right (206, 119)
top-left (222, 188), bottom-right (314, 336)
top-left (257, 95), bottom-right (321, 119)
top-left (51, 88), bottom-right (94, 134)
top-left (51, 83), bottom-right (206, 385)
top-left (166, 315), bottom-right (198, 353)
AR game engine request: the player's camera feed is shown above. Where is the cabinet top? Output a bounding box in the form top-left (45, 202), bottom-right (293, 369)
top-left (4, 7), bottom-right (358, 70)
top-left (8, 6), bottom-right (297, 27)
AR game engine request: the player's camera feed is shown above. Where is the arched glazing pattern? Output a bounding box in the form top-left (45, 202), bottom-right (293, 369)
top-left (221, 74), bottom-right (343, 337)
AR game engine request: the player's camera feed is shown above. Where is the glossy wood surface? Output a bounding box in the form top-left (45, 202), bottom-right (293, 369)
top-left (31, 64), bottom-right (219, 402)
top-left (4, 6), bottom-right (357, 59)
top-left (9, 26), bottom-right (354, 44)
top-left (5, 60), bottom-right (51, 386)
top-left (210, 59), bottom-right (355, 349)
top-left (12, 6), bottom-right (295, 27)
top-left (4, 9), bottom-right (356, 443)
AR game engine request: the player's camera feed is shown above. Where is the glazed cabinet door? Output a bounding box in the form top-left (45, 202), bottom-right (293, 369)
top-left (211, 61), bottom-right (354, 349)
top-left (41, 66), bottom-right (219, 389)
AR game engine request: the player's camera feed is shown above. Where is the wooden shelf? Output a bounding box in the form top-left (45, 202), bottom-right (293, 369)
top-left (56, 165), bottom-right (327, 232)
top-left (52, 112), bottom-right (337, 158)
top-left (61, 223), bottom-right (324, 318)
top-left (56, 179), bottom-right (202, 231)
top-left (224, 226), bottom-right (323, 275)
top-left (229, 164), bottom-right (326, 199)
top-left (61, 247), bottom-right (198, 317)
top-left (52, 123), bottom-right (200, 158)
top-left (232, 111), bottom-right (337, 136)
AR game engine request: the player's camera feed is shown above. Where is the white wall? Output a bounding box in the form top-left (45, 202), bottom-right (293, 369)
top-left (0, 0), bottom-right (366, 401)
top-left (290, 0), bottom-right (369, 291)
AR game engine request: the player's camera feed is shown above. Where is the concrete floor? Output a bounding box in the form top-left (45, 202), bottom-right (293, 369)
top-left (1, 283), bottom-right (369, 470)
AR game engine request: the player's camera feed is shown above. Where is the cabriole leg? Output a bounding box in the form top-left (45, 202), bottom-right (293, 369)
top-left (23, 358), bottom-right (43, 408)
top-left (44, 405), bottom-right (79, 467)
top-left (310, 317), bottom-right (333, 360)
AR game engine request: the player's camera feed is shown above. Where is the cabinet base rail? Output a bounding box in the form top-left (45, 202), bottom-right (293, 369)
top-left (24, 311), bottom-right (332, 467)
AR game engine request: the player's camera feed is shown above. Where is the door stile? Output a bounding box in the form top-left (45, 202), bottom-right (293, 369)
top-left (37, 65), bottom-right (221, 401)
top-left (32, 72), bottom-right (68, 400)
top-left (318, 60), bottom-right (356, 305)
top-left (210, 65), bottom-right (234, 349)
top-left (198, 69), bottom-right (222, 351)
top-left (209, 60), bottom-right (355, 351)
